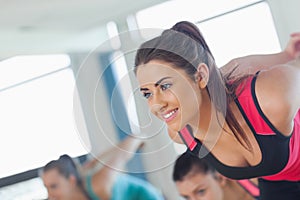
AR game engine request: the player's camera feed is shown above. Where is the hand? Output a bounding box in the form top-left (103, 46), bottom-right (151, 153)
top-left (284, 32), bottom-right (300, 59)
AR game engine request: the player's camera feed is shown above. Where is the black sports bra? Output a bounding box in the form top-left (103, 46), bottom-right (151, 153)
top-left (179, 114), bottom-right (289, 180)
top-left (179, 74), bottom-right (291, 180)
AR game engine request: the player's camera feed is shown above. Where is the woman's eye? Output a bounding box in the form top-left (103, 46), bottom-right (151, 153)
top-left (160, 83), bottom-right (172, 91)
top-left (197, 189), bottom-right (206, 196)
top-left (143, 92), bottom-right (152, 99)
top-left (50, 184), bottom-right (57, 189)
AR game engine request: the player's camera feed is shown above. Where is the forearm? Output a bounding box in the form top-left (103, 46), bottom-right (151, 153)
top-left (84, 137), bottom-right (144, 197)
top-left (83, 136), bottom-right (143, 171)
top-left (222, 32), bottom-right (300, 77)
top-left (286, 56), bottom-right (300, 70)
top-left (221, 51), bottom-right (293, 77)
top-left (232, 51), bottom-right (293, 74)
top-left (105, 136), bottom-right (143, 169)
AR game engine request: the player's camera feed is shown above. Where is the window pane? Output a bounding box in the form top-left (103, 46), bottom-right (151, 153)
top-left (0, 68), bottom-right (90, 178)
top-left (0, 54), bottom-right (71, 90)
top-left (198, 2), bottom-right (280, 66)
top-left (0, 177), bottom-right (47, 200)
top-left (136, 0), bottom-right (262, 29)
top-left (136, 1), bottom-right (280, 67)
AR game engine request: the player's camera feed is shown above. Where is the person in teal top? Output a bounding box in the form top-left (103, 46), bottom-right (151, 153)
top-left (111, 174), bottom-right (164, 200)
top-left (41, 137), bottom-right (164, 200)
top-left (86, 173), bottom-right (164, 200)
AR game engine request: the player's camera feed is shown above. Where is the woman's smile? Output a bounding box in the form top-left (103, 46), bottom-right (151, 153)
top-left (161, 108), bottom-right (178, 123)
top-left (137, 60), bottom-right (203, 132)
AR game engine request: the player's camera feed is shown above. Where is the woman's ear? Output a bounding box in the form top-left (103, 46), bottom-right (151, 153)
top-left (195, 63), bottom-right (209, 89)
top-left (69, 174), bottom-right (77, 186)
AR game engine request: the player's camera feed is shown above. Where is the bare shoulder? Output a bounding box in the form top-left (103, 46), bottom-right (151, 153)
top-left (255, 65), bottom-right (300, 136)
top-left (257, 61), bottom-right (300, 97)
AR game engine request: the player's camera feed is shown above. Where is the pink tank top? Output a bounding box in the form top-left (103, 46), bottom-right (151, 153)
top-left (237, 73), bottom-right (300, 181)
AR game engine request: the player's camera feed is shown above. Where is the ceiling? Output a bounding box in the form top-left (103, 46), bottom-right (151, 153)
top-left (1, 0), bottom-right (299, 60)
top-left (0, 0), bottom-right (168, 59)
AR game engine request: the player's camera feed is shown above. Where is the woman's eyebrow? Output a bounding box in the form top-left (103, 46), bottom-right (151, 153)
top-left (140, 77), bottom-right (172, 91)
top-left (154, 77), bottom-right (172, 87)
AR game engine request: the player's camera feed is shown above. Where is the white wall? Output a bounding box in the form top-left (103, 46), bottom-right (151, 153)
top-left (267, 0), bottom-right (300, 47)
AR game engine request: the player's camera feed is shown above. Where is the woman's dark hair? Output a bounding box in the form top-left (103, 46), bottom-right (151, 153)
top-left (43, 154), bottom-right (90, 198)
top-left (173, 151), bottom-right (215, 181)
top-left (134, 21), bottom-right (250, 149)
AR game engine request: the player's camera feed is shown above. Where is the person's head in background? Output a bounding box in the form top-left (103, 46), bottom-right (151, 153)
top-left (41, 154), bottom-right (87, 200)
top-left (173, 152), bottom-right (254, 200)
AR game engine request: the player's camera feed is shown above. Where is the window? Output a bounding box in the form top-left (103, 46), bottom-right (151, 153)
top-left (196, 2), bottom-right (280, 66)
top-left (136, 0), bottom-right (262, 30)
top-left (0, 177), bottom-right (47, 200)
top-left (0, 54), bottom-right (90, 179)
top-left (136, 0), bottom-right (280, 67)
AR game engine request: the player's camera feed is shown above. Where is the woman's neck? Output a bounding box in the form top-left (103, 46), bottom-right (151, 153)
top-left (224, 181), bottom-right (255, 200)
top-left (71, 187), bottom-right (90, 200)
top-left (193, 101), bottom-right (227, 149)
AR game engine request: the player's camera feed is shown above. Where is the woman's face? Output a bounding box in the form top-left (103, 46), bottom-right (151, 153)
top-left (175, 172), bottom-right (224, 200)
top-left (136, 60), bottom-right (204, 134)
top-left (42, 169), bottom-right (74, 200)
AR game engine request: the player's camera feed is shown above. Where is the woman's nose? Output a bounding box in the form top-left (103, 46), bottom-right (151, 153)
top-left (150, 92), bottom-right (167, 113)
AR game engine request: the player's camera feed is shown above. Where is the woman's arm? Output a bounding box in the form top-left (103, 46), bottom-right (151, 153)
top-left (84, 136), bottom-right (144, 199)
top-left (221, 32), bottom-right (300, 77)
top-left (82, 136), bottom-right (143, 171)
top-left (255, 57), bottom-right (300, 136)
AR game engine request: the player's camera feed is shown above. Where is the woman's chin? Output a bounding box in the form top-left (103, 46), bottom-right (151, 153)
top-left (167, 128), bottom-right (184, 144)
top-left (167, 121), bottom-right (187, 133)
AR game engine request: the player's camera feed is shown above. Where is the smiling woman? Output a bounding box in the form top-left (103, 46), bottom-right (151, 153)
top-left (134, 21), bottom-right (300, 199)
